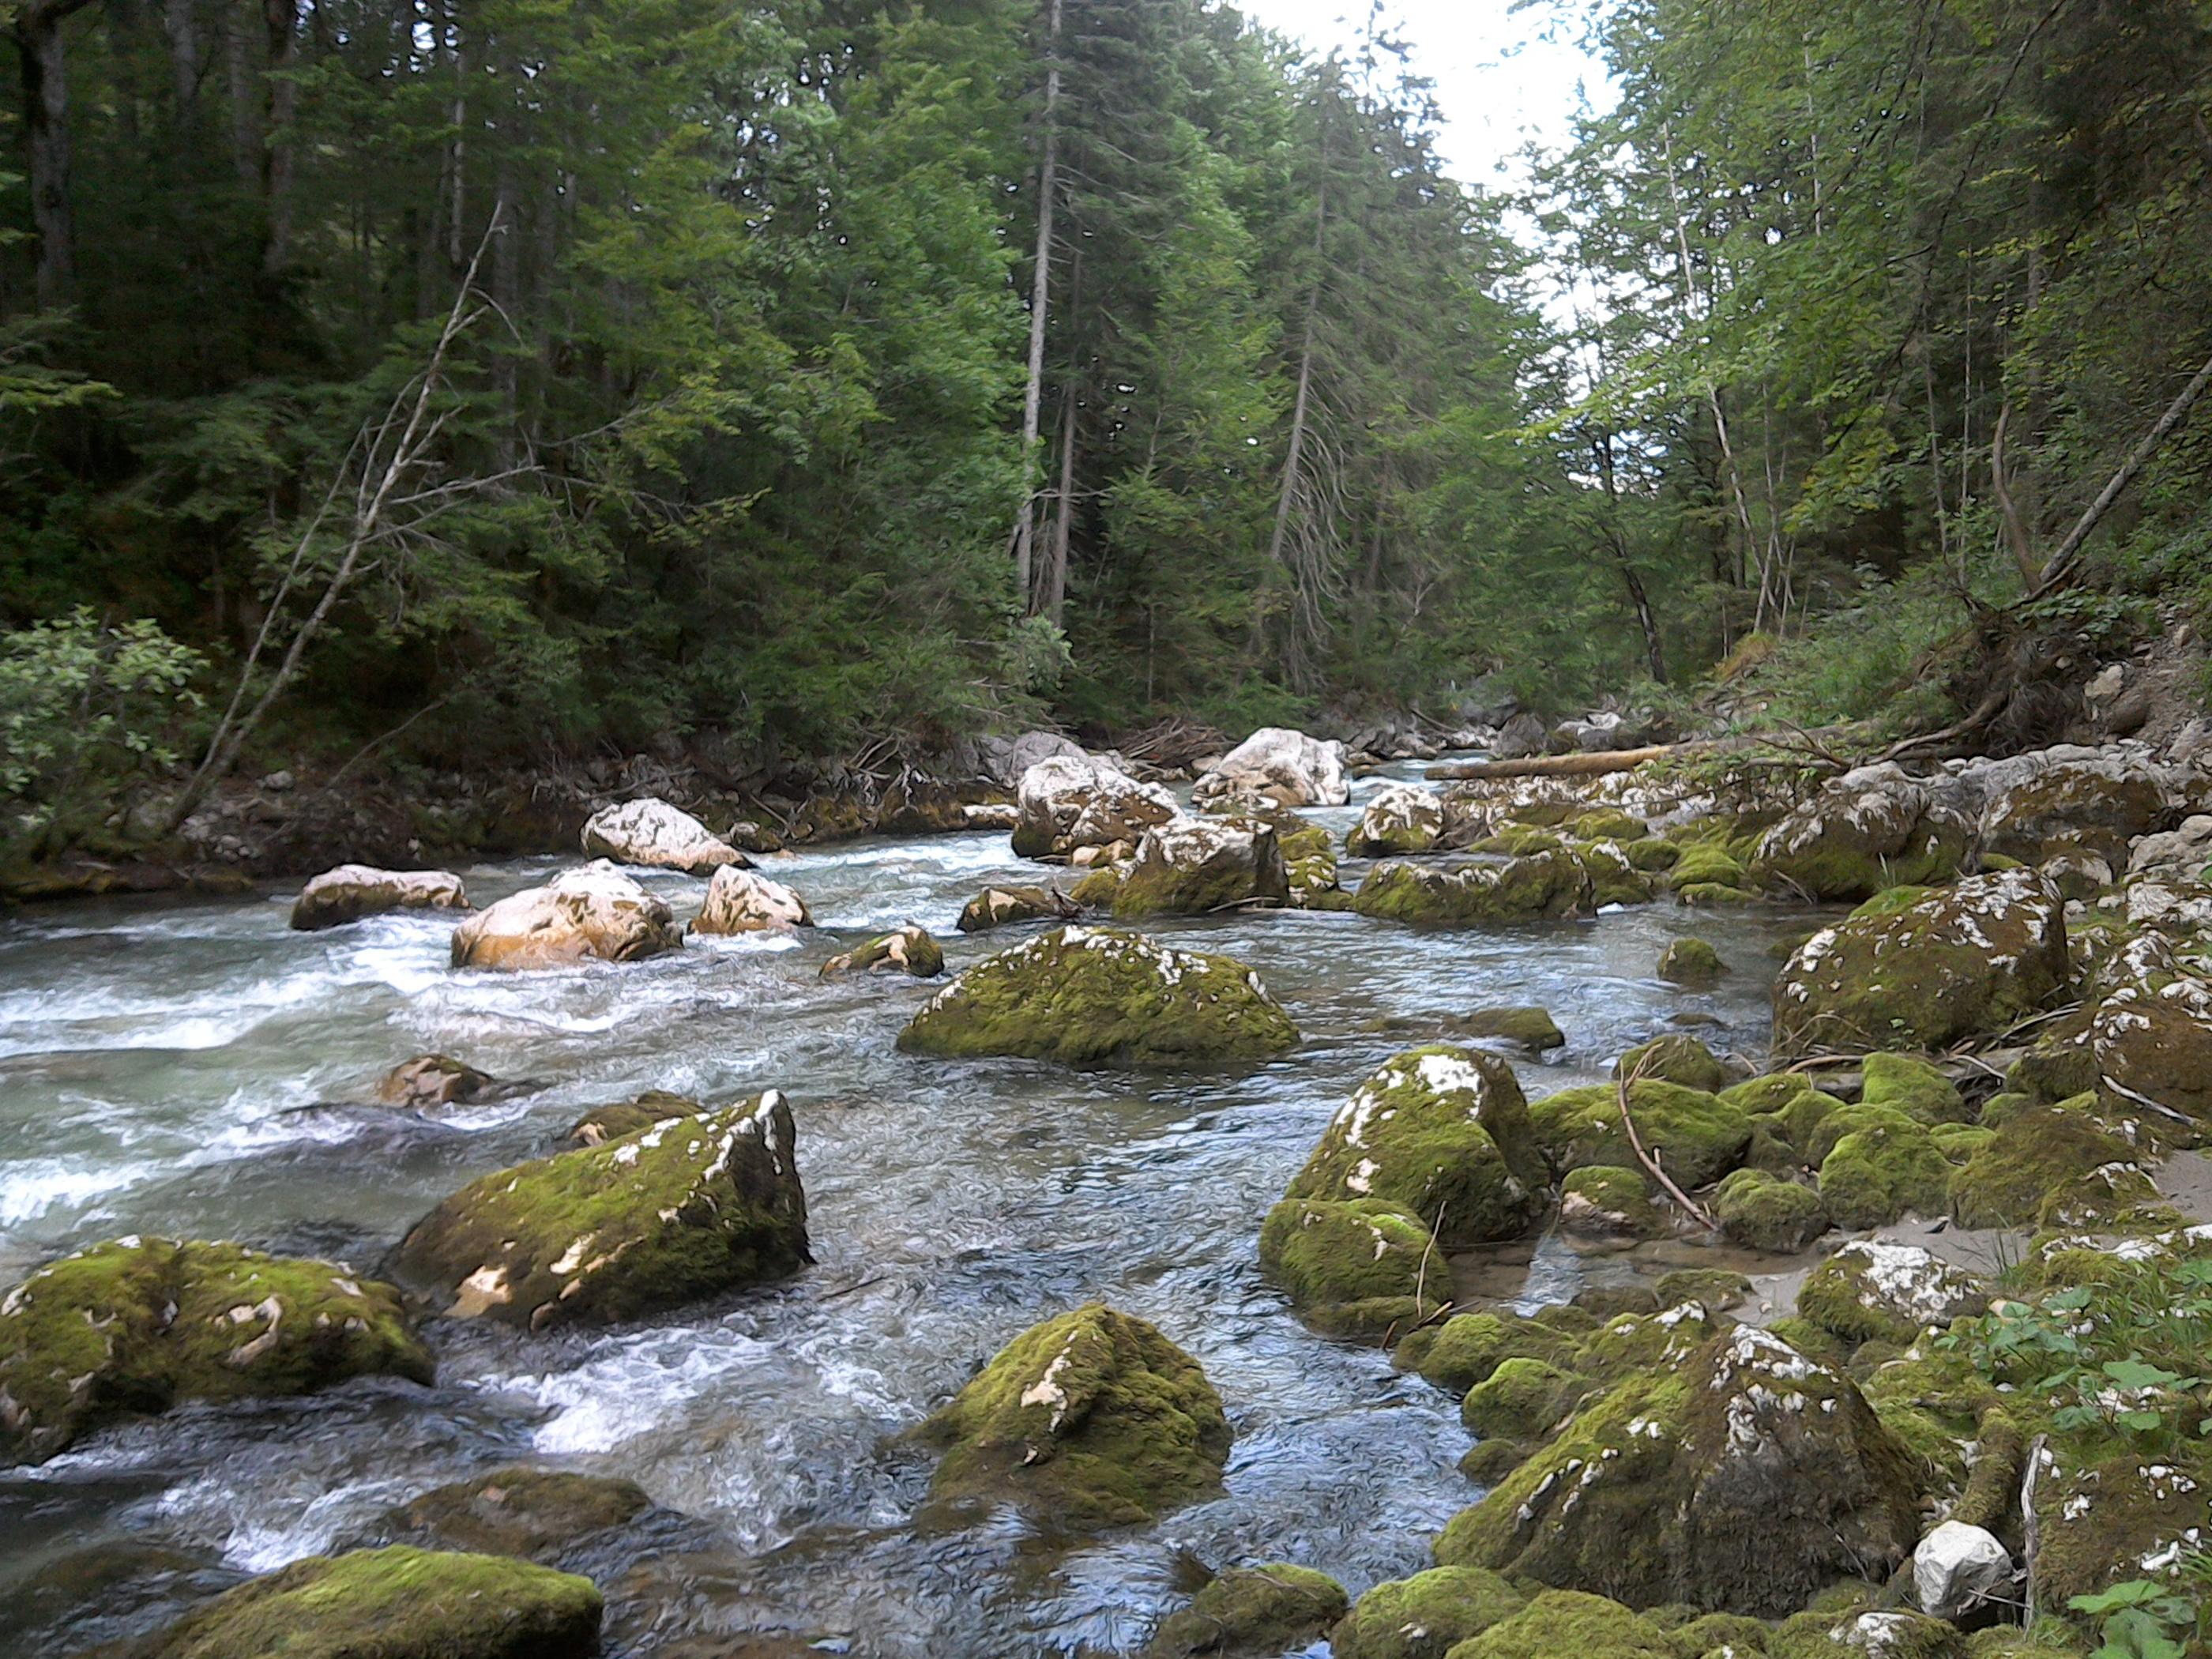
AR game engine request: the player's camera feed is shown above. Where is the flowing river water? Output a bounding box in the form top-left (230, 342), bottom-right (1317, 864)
top-left (0, 762), bottom-right (1831, 1657)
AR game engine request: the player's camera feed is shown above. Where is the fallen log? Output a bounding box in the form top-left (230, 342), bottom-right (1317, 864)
top-left (1427, 743), bottom-right (1691, 781)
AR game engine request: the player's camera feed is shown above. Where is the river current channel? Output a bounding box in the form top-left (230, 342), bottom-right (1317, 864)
top-left (0, 762), bottom-right (1828, 1656)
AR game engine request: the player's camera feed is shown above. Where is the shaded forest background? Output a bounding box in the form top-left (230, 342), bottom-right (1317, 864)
top-left (2, 0), bottom-right (2210, 838)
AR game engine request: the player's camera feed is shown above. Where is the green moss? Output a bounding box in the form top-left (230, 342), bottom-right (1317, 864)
top-left (379, 1468), bottom-right (651, 1562)
top-left (1796, 1245), bottom-right (1988, 1349)
top-left (1668, 1612), bottom-right (1770, 1657)
top-left (1657, 939), bottom-right (1726, 987)
top-left (1394, 1311), bottom-right (1581, 1395)
top-left (1851, 885), bottom-right (1937, 920)
top-left (1462, 1356), bottom-right (1596, 1443)
top-left (1768, 1612), bottom-right (1964, 1659)
top-left (1617, 1034), bottom-right (1732, 1093)
top-left (897, 925), bottom-right (1298, 1067)
top-left (2005, 1036), bottom-right (2101, 1105)
top-left (1946, 1101), bottom-right (2139, 1228)
top-left (1719, 1074), bottom-right (1830, 1119)
top-left (1578, 841), bottom-right (1657, 907)
top-left (1527, 1082), bottom-right (1752, 1188)
top-left (1653, 1270), bottom-right (1755, 1311)
top-left (1485, 826), bottom-right (1567, 856)
top-left (392, 1092), bottom-right (807, 1330)
top-left (919, 1304), bottom-right (1230, 1531)
top-left (0, 1238), bottom-right (431, 1466)
top-left (1569, 810), bottom-right (1650, 843)
top-left (134, 1546), bottom-right (603, 1659)
top-left (1448, 1590), bottom-right (1676, 1659)
top-left (1805, 1104), bottom-right (1919, 1168)
top-left (1817, 1119), bottom-right (1952, 1228)
top-left (1674, 882), bottom-right (1761, 907)
top-left (1764, 1316), bottom-right (1849, 1368)
top-left (1962, 1628), bottom-right (2087, 1659)
top-left (1141, 1563), bottom-right (1348, 1657)
top-left (1670, 845), bottom-right (1748, 890)
top-left (1460, 1006), bottom-right (1566, 1051)
top-left (1860, 1053), bottom-right (1970, 1125)
top-left (1712, 1169), bottom-right (1828, 1253)
top-left (1354, 851), bottom-right (1597, 926)
top-left (2033, 1445), bottom-right (2212, 1608)
top-left (1627, 840), bottom-right (1683, 873)
top-left (1286, 1048), bottom-right (1548, 1247)
top-left (1330, 1565), bottom-right (1525, 1659)
top-left (1112, 821), bottom-right (1292, 919)
top-left (1258, 1198), bottom-right (1446, 1338)
top-left (1929, 1124), bottom-right (1996, 1163)
top-left (1070, 867), bottom-right (1123, 907)
top-left (1560, 1166), bottom-right (1665, 1240)
top-left (820, 924), bottom-right (945, 977)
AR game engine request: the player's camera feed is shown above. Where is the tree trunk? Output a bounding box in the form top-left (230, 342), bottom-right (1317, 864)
top-left (1011, 0), bottom-right (1063, 612)
top-left (14, 0), bottom-right (95, 310)
top-left (1044, 375), bottom-right (1077, 626)
top-left (222, 0), bottom-right (257, 185)
top-left (261, 0), bottom-right (299, 273)
top-left (1593, 430), bottom-right (1665, 683)
top-left (162, 0), bottom-right (198, 111)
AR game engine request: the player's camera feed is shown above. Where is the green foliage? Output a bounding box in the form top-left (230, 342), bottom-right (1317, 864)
top-left (2069, 1565), bottom-right (2212, 1659)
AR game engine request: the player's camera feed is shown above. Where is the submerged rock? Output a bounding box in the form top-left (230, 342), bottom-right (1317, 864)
top-left (391, 1091), bottom-right (808, 1330)
top-left (956, 884), bottom-right (1080, 932)
top-left (897, 925), bottom-right (1297, 1067)
top-left (1258, 1197), bottom-right (1446, 1337)
top-left (918, 1303), bottom-right (1230, 1530)
top-left (0, 1237), bottom-right (431, 1465)
top-left (1284, 1047), bottom-right (1548, 1247)
top-left (1353, 850), bottom-right (1595, 926)
top-left (1328, 1564), bottom-right (1525, 1659)
top-left (1191, 727), bottom-right (1349, 809)
top-left (1112, 817), bottom-right (1290, 917)
top-left (1458, 1006), bottom-right (1565, 1052)
top-left (291, 865), bottom-right (469, 931)
top-left (691, 865), bottom-right (812, 933)
top-left (132, 1544), bottom-right (602, 1659)
top-left (377, 1467), bottom-right (652, 1563)
top-left (581, 796), bottom-right (747, 875)
top-left (1349, 784), bottom-right (1447, 857)
top-left (1772, 871), bottom-right (2071, 1058)
top-left (1011, 755), bottom-right (1178, 859)
top-left (450, 862), bottom-right (684, 972)
top-left (1141, 1563), bottom-right (1347, 1658)
top-left (377, 1053), bottom-right (497, 1110)
top-left (1752, 764), bottom-right (1973, 901)
top-left (819, 924), bottom-right (943, 978)
top-left (1435, 1325), bottom-right (1923, 1616)
top-left (1656, 937), bottom-right (1725, 987)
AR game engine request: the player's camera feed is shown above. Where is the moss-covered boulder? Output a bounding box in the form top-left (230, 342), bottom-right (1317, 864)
top-left (131, 1545), bottom-right (602, 1659)
top-left (1772, 871), bottom-right (2071, 1059)
top-left (1433, 1326), bottom-right (1923, 1616)
top-left (1140, 1563), bottom-right (1347, 1657)
top-left (957, 884), bottom-right (1080, 932)
top-left (2082, 980), bottom-right (2212, 1130)
top-left (1274, 818), bottom-right (1351, 908)
top-left (1330, 1565), bottom-right (1525, 1659)
top-left (1394, 1309), bottom-right (1583, 1395)
top-left (1284, 1048), bottom-right (1548, 1247)
top-left (450, 861), bottom-right (684, 971)
top-left (1657, 939), bottom-right (1725, 988)
top-left (1616, 1033), bottom-right (1732, 1093)
top-left (1751, 765), bottom-right (1972, 901)
top-left (1354, 851), bottom-right (1596, 926)
top-left (377, 1467), bottom-right (651, 1562)
top-left (919, 1304), bottom-right (1230, 1529)
top-left (1458, 1006), bottom-right (1566, 1052)
top-left (1578, 841), bottom-right (1657, 907)
top-left (1668, 843), bottom-right (1751, 891)
top-left (1448, 1589), bottom-right (1676, 1659)
top-left (897, 925), bottom-right (1297, 1066)
top-left (1112, 818), bottom-right (1290, 918)
top-left (1981, 750), bottom-right (2184, 870)
top-left (1258, 1198), bottom-right (1446, 1337)
top-left (1526, 1082), bottom-right (1752, 1189)
top-left (1350, 784), bottom-right (1448, 857)
top-left (1559, 1166), bottom-right (1665, 1240)
top-left (820, 923), bottom-right (944, 978)
top-left (1945, 1100), bottom-right (2144, 1228)
top-left (1859, 1053), bottom-right (1970, 1126)
top-left (1769, 1611), bottom-right (1966, 1659)
top-left (561, 1088), bottom-right (697, 1147)
top-left (391, 1091), bottom-right (808, 1330)
top-left (1710, 1169), bottom-right (1828, 1253)
top-left (0, 1238), bottom-right (431, 1465)
top-left (1796, 1243), bottom-right (1988, 1347)
top-left (2027, 1444), bottom-right (2212, 1608)
top-left (1818, 1117), bottom-right (1953, 1228)
top-left (1719, 1074), bottom-right (1835, 1120)
top-left (1461, 1356), bottom-right (1596, 1444)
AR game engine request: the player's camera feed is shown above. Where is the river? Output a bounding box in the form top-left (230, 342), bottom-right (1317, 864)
top-left (0, 762), bottom-right (1826, 1656)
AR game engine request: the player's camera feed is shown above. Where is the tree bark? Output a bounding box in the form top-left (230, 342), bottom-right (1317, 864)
top-left (162, 0), bottom-right (198, 111)
top-left (1011, 0), bottom-right (1063, 612)
top-left (221, 0), bottom-right (256, 184)
top-left (261, 0), bottom-right (299, 273)
top-left (1593, 430), bottom-right (1665, 683)
top-left (14, 0), bottom-right (96, 310)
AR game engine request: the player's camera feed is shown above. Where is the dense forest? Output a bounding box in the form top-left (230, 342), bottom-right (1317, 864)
top-left (3, 0), bottom-right (2210, 842)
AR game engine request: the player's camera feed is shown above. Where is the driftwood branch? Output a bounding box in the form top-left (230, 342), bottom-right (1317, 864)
top-left (1620, 1057), bottom-right (1719, 1230)
top-left (1429, 743), bottom-right (1696, 782)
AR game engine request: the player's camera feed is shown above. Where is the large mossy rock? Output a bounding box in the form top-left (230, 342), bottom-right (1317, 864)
top-left (896, 925), bottom-right (1297, 1067)
top-left (133, 1545), bottom-right (602, 1659)
top-left (1525, 1081), bottom-right (1752, 1189)
top-left (1796, 1242), bottom-right (1988, 1348)
top-left (1012, 754), bottom-right (1178, 859)
top-left (1258, 1198), bottom-right (1446, 1337)
top-left (1394, 1309), bottom-right (1586, 1395)
top-left (1817, 1116), bottom-right (1953, 1229)
top-left (1349, 784), bottom-right (1448, 858)
top-left (1284, 1048), bottom-right (1548, 1247)
top-left (450, 861), bottom-right (685, 971)
top-left (1944, 1100), bottom-right (2143, 1228)
top-left (1448, 1589), bottom-right (1676, 1659)
top-left (1354, 851), bottom-right (1595, 926)
top-left (581, 796), bottom-right (747, 875)
top-left (292, 865), bottom-right (469, 931)
top-left (0, 1238), bottom-right (431, 1466)
top-left (1772, 871), bottom-right (2071, 1058)
top-left (1751, 764), bottom-right (1972, 901)
top-left (1329, 1565), bottom-right (1525, 1659)
top-left (919, 1304), bottom-right (1230, 1530)
top-left (1433, 1326), bottom-right (1922, 1616)
top-left (1112, 818), bottom-right (1290, 917)
top-left (391, 1091), bottom-right (809, 1330)
top-left (1860, 1053), bottom-right (1970, 1126)
top-left (1978, 748), bottom-right (2185, 870)
top-left (1140, 1563), bottom-right (1348, 1658)
top-left (1710, 1168), bottom-right (1828, 1253)
top-left (2027, 1443), bottom-right (2212, 1609)
top-left (377, 1467), bottom-right (652, 1562)
top-left (1614, 1033), bottom-right (1732, 1092)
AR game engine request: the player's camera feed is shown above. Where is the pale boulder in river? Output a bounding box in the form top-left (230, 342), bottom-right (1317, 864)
top-left (581, 796), bottom-right (749, 875)
top-left (290, 864), bottom-right (469, 931)
top-left (450, 861), bottom-right (684, 970)
top-left (691, 864), bottom-right (813, 934)
top-left (1192, 727), bottom-right (1349, 809)
top-left (1010, 754), bottom-right (1178, 859)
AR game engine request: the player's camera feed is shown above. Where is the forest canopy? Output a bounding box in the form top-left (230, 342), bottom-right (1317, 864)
top-left (2, 0), bottom-right (2209, 817)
